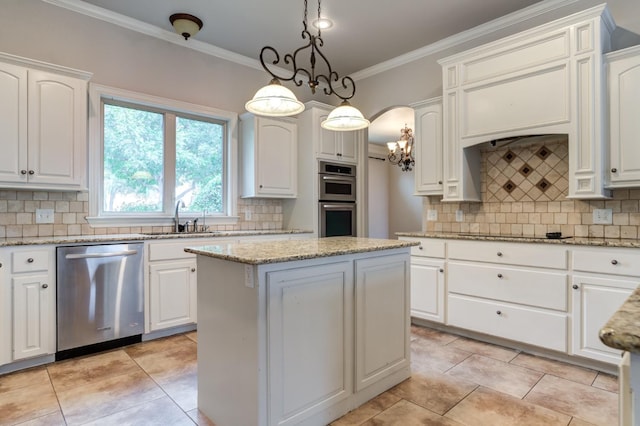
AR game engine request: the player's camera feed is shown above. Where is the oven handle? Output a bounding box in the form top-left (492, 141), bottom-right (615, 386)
top-left (322, 176), bottom-right (354, 182)
top-left (321, 204), bottom-right (356, 209)
top-left (65, 250), bottom-right (139, 260)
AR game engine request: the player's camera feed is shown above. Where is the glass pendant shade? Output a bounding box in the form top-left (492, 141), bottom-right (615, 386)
top-left (387, 141), bottom-right (397, 152)
top-left (398, 139), bottom-right (408, 151)
top-left (321, 101), bottom-right (370, 131)
top-left (245, 79), bottom-right (305, 117)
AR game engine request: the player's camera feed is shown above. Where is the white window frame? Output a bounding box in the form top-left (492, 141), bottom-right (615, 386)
top-left (87, 83), bottom-right (238, 228)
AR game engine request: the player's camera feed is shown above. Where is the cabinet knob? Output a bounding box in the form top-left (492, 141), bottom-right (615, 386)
top-left (191, 268), bottom-right (196, 272)
top-left (497, 251), bottom-right (503, 257)
top-left (438, 181), bottom-right (443, 185)
top-left (611, 168), bottom-right (618, 173)
top-left (28, 170), bottom-right (35, 175)
top-left (496, 310), bottom-right (502, 315)
top-left (572, 284), bottom-right (579, 290)
top-left (259, 184), bottom-right (263, 188)
top-left (0, 262), bottom-right (2, 268)
top-left (42, 284), bottom-right (48, 289)
top-left (497, 273), bottom-right (503, 278)
top-left (439, 268), bottom-right (444, 273)
top-left (337, 153), bottom-right (342, 157)
top-left (20, 170), bottom-right (27, 175)
top-left (418, 245), bottom-right (423, 250)
top-left (27, 258), bottom-right (34, 263)
top-left (611, 259), bottom-right (618, 265)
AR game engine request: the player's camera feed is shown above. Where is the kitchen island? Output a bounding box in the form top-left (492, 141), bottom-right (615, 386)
top-left (185, 237), bottom-right (417, 426)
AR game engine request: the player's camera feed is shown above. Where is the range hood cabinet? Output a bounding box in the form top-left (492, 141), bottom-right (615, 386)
top-left (438, 4), bottom-right (615, 201)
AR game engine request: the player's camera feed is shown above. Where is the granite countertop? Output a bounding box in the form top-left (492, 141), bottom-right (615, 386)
top-left (396, 231), bottom-right (640, 248)
top-left (599, 287), bottom-right (640, 353)
top-left (184, 236), bottom-right (419, 265)
top-left (0, 229), bottom-right (313, 247)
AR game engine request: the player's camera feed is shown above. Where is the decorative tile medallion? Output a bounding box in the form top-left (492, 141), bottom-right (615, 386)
top-left (536, 146), bottom-right (551, 160)
top-left (518, 163), bottom-right (532, 177)
top-left (536, 178), bottom-right (551, 192)
top-left (503, 180), bottom-right (516, 193)
top-left (503, 150), bottom-right (516, 163)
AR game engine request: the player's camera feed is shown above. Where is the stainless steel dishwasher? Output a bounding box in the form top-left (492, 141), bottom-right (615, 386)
top-left (56, 242), bottom-right (144, 359)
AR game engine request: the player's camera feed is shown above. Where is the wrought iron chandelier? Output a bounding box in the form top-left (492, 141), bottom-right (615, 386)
top-left (387, 125), bottom-right (415, 171)
top-left (245, 0), bottom-right (369, 131)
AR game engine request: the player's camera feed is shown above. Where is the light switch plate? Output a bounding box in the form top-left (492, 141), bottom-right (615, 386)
top-left (593, 208), bottom-right (613, 225)
top-left (427, 210), bottom-right (438, 221)
top-left (455, 210), bottom-right (464, 222)
top-left (35, 208), bottom-right (54, 224)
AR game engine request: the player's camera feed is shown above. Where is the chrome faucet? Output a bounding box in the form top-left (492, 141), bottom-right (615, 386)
top-left (174, 200), bottom-right (185, 232)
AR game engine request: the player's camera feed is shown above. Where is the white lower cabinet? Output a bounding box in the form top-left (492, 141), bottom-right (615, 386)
top-left (149, 259), bottom-right (197, 331)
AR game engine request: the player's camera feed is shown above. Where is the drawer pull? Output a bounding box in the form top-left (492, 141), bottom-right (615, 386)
top-left (28, 170), bottom-right (35, 175)
top-left (611, 259), bottom-right (618, 265)
top-left (42, 284), bottom-right (48, 289)
top-left (572, 284), bottom-right (579, 290)
top-left (20, 170), bottom-right (27, 175)
top-left (439, 268), bottom-right (444, 273)
top-left (27, 258), bottom-right (34, 263)
top-left (191, 268), bottom-right (196, 272)
top-left (497, 273), bottom-right (503, 279)
top-left (418, 245), bottom-right (424, 250)
top-left (497, 252), bottom-right (503, 257)
top-left (496, 310), bottom-right (502, 315)
top-left (611, 168), bottom-right (618, 173)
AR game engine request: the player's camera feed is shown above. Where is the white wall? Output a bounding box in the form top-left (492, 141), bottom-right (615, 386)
top-left (388, 165), bottom-right (423, 237)
top-left (367, 144), bottom-right (389, 238)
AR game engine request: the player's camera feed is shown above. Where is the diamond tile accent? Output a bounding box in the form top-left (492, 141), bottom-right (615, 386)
top-left (518, 163), bottom-right (533, 177)
top-left (503, 150), bottom-right (516, 163)
top-left (536, 178), bottom-right (551, 192)
top-left (536, 146), bottom-right (551, 160)
top-left (503, 180), bottom-right (516, 193)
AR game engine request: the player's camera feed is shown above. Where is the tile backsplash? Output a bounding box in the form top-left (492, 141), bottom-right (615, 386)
top-left (425, 137), bottom-right (640, 239)
top-left (0, 190), bottom-right (283, 238)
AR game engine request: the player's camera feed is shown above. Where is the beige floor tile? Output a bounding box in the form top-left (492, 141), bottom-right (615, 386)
top-left (411, 338), bottom-right (471, 374)
top-left (592, 372), bottom-right (618, 393)
top-left (362, 400), bottom-right (462, 426)
top-left (330, 391), bottom-right (401, 425)
top-left (187, 408), bottom-right (217, 426)
top-left (0, 381), bottom-right (60, 425)
top-left (389, 371), bottom-right (477, 415)
top-left (81, 395), bottom-right (194, 426)
top-left (55, 369), bottom-right (164, 425)
top-left (130, 342), bottom-right (197, 383)
top-left (124, 334), bottom-right (192, 359)
top-left (524, 374), bottom-right (618, 426)
top-left (0, 367), bottom-right (50, 394)
top-left (446, 354), bottom-right (543, 398)
top-left (411, 325), bottom-right (459, 346)
top-left (568, 417), bottom-right (598, 425)
top-left (47, 350), bottom-right (139, 392)
top-left (445, 386), bottom-right (571, 426)
top-left (185, 331), bottom-right (198, 343)
top-left (510, 352), bottom-right (597, 385)
top-left (447, 337), bottom-right (519, 363)
top-left (12, 410), bottom-right (66, 425)
top-left (159, 370), bottom-right (198, 412)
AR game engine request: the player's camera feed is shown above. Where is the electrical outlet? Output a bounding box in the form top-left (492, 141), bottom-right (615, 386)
top-left (244, 265), bottom-right (254, 288)
top-left (593, 208), bottom-right (613, 224)
top-left (455, 210), bottom-right (464, 222)
top-left (245, 210), bottom-right (252, 221)
top-left (35, 208), bottom-right (54, 224)
top-left (427, 210), bottom-right (438, 221)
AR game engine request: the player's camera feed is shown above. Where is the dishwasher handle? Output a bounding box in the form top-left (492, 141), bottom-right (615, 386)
top-left (65, 250), bottom-right (139, 260)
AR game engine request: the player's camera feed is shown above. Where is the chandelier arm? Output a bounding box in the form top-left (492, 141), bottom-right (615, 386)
top-left (311, 46), bottom-right (356, 101)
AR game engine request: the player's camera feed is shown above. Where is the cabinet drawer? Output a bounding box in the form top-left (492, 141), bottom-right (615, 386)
top-left (12, 250), bottom-right (49, 273)
top-left (448, 262), bottom-right (567, 311)
top-left (148, 241), bottom-right (197, 261)
top-left (401, 238), bottom-right (445, 258)
top-left (448, 294), bottom-right (567, 352)
top-left (573, 248), bottom-right (640, 277)
top-left (448, 240), bottom-right (567, 269)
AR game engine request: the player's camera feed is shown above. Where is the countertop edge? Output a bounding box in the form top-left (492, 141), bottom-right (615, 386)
top-left (599, 286), bottom-right (640, 353)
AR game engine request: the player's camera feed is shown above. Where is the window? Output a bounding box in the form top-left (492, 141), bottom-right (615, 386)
top-left (88, 84), bottom-right (238, 227)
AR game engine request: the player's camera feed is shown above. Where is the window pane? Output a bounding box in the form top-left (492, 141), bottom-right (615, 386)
top-left (175, 116), bottom-right (224, 214)
top-left (103, 103), bottom-right (164, 213)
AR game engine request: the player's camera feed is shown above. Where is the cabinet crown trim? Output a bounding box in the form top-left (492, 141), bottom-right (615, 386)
top-left (0, 51), bottom-right (92, 80)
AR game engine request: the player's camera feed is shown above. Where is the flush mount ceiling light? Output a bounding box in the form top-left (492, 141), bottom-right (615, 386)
top-left (312, 18), bottom-right (333, 30)
top-left (245, 0), bottom-right (369, 131)
top-left (169, 13), bottom-right (203, 40)
top-left (387, 125), bottom-right (415, 171)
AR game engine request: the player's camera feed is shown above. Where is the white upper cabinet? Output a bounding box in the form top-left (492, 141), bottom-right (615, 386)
top-left (240, 113), bottom-right (298, 198)
top-left (438, 5), bottom-right (614, 201)
top-left (0, 54), bottom-right (90, 190)
top-left (316, 108), bottom-right (359, 164)
top-left (412, 98), bottom-right (443, 195)
top-left (606, 45), bottom-right (640, 188)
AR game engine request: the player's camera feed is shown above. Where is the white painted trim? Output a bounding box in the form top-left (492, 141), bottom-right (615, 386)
top-left (0, 51), bottom-right (92, 79)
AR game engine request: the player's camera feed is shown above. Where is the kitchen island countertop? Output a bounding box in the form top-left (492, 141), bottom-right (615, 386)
top-left (185, 236), bottom-right (418, 265)
top-left (600, 287), bottom-right (640, 353)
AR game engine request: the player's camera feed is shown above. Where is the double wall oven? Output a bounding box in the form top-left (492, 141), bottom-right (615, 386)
top-left (318, 161), bottom-right (357, 237)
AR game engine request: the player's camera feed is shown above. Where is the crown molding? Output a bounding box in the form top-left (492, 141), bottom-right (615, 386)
top-left (350, 0), bottom-right (583, 81)
top-left (43, 0), bottom-right (590, 82)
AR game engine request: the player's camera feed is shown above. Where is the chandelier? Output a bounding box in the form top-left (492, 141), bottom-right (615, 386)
top-left (387, 125), bottom-right (415, 171)
top-left (245, 0), bottom-right (369, 131)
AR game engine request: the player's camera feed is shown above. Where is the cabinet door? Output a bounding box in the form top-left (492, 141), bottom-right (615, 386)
top-left (609, 50), bottom-right (640, 187)
top-left (27, 70), bottom-right (87, 188)
top-left (317, 111), bottom-right (339, 158)
top-left (12, 274), bottom-right (53, 360)
top-left (414, 100), bottom-right (443, 195)
top-left (0, 62), bottom-right (27, 184)
top-left (337, 130), bottom-right (359, 163)
top-left (316, 111), bottom-right (359, 164)
top-left (149, 259), bottom-right (197, 331)
top-left (256, 118), bottom-right (297, 196)
top-left (267, 261), bottom-right (353, 426)
top-left (0, 254), bottom-right (9, 366)
top-left (571, 275), bottom-right (636, 364)
top-left (355, 253), bottom-right (410, 392)
top-left (410, 257), bottom-right (445, 323)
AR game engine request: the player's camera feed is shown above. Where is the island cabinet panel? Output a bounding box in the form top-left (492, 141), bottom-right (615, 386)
top-left (267, 261), bottom-right (353, 426)
top-left (354, 254), bottom-right (410, 392)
